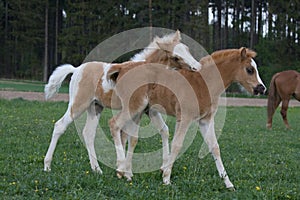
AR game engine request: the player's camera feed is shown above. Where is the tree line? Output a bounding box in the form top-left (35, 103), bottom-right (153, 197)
top-left (0, 0), bottom-right (299, 86)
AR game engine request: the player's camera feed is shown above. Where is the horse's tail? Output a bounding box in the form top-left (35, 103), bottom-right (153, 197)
top-left (267, 73), bottom-right (280, 123)
top-left (45, 64), bottom-right (76, 100)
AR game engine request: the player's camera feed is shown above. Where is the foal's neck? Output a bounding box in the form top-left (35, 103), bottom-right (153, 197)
top-left (145, 50), bottom-right (167, 65)
top-left (200, 56), bottom-right (237, 97)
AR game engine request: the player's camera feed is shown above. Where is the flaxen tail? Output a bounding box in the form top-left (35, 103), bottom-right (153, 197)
top-left (267, 73), bottom-right (281, 124)
top-left (45, 64), bottom-right (76, 100)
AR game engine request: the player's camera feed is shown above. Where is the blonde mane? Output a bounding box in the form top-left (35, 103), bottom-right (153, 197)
top-left (200, 48), bottom-right (257, 66)
top-left (131, 32), bottom-right (181, 62)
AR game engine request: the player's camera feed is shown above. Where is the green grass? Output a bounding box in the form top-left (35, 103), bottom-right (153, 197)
top-left (0, 79), bottom-right (69, 93)
top-left (0, 99), bottom-right (299, 199)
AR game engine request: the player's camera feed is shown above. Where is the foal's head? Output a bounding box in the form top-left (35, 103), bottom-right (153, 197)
top-left (209, 48), bottom-right (266, 95)
top-left (231, 47), bottom-right (266, 95)
top-left (131, 30), bottom-right (201, 71)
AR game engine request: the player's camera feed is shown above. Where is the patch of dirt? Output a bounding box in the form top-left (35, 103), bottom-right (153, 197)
top-left (0, 91), bottom-right (68, 102)
top-left (0, 90), bottom-right (299, 107)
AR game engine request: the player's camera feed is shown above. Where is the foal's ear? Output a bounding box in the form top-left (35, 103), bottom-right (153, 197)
top-left (173, 30), bottom-right (182, 42)
top-left (240, 47), bottom-right (247, 60)
top-left (156, 41), bottom-right (172, 52)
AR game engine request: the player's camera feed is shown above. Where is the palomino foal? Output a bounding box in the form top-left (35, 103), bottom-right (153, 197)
top-left (43, 31), bottom-right (201, 176)
top-left (105, 47), bottom-right (266, 190)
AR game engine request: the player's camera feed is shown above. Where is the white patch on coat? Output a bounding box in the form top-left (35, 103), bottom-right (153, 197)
top-left (68, 63), bottom-right (86, 105)
top-left (101, 63), bottom-right (115, 93)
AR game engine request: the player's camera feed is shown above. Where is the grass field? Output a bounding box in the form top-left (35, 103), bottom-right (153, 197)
top-left (0, 79), bottom-right (69, 93)
top-left (0, 98), bottom-right (299, 199)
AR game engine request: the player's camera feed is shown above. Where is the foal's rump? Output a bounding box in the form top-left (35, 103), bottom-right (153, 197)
top-left (45, 62), bottom-right (105, 100)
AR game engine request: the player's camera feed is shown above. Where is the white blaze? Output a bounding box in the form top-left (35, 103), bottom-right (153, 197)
top-left (173, 43), bottom-right (202, 71)
top-left (251, 59), bottom-right (266, 92)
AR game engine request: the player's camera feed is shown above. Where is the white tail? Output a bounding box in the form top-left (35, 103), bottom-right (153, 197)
top-left (45, 64), bottom-right (76, 100)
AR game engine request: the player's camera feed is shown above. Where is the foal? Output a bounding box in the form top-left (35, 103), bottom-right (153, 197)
top-left (44, 30), bottom-right (201, 175)
top-left (105, 47), bottom-right (266, 190)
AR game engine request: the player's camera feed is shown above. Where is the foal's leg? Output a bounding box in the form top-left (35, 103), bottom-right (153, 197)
top-left (109, 112), bottom-right (131, 177)
top-left (199, 119), bottom-right (234, 190)
top-left (162, 120), bottom-right (190, 185)
top-left (121, 113), bottom-right (141, 181)
top-left (280, 99), bottom-right (291, 129)
top-left (109, 95), bottom-right (148, 178)
top-left (82, 103), bottom-right (103, 173)
top-left (148, 110), bottom-right (170, 170)
top-left (119, 110), bottom-right (170, 181)
top-left (121, 131), bottom-right (128, 151)
top-left (44, 107), bottom-right (74, 171)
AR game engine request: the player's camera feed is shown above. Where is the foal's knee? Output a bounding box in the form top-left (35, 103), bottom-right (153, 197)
top-left (211, 145), bottom-right (221, 158)
top-left (53, 120), bottom-right (67, 136)
top-left (130, 136), bottom-right (138, 147)
top-left (109, 118), bottom-right (117, 135)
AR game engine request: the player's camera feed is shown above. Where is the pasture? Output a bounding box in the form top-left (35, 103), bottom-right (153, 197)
top-left (0, 98), bottom-right (299, 199)
top-left (0, 79), bottom-right (69, 93)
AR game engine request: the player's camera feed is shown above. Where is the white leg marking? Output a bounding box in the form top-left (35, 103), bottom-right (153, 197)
top-left (121, 115), bottom-right (141, 181)
top-left (44, 109), bottom-right (73, 172)
top-left (149, 111), bottom-right (170, 170)
top-left (82, 106), bottom-right (102, 174)
top-left (199, 119), bottom-right (234, 189)
top-left (109, 114), bottom-right (127, 176)
top-left (162, 120), bottom-right (190, 185)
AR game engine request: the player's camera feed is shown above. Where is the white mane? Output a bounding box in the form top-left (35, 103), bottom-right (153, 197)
top-left (131, 32), bottom-right (180, 62)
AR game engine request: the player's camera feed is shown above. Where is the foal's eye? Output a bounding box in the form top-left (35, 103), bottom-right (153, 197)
top-left (246, 67), bottom-right (255, 75)
top-left (173, 57), bottom-right (180, 62)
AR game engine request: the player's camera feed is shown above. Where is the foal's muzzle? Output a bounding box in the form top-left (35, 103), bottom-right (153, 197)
top-left (189, 62), bottom-right (202, 71)
top-left (253, 84), bottom-right (266, 95)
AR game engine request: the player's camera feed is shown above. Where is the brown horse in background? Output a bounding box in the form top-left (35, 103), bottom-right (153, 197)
top-left (267, 70), bottom-right (300, 129)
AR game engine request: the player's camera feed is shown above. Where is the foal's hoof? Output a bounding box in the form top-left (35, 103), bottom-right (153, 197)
top-left (266, 123), bottom-right (272, 130)
top-left (92, 167), bottom-right (103, 175)
top-left (126, 176), bottom-right (132, 182)
top-left (227, 186), bottom-right (236, 192)
top-left (124, 173), bottom-right (133, 182)
top-left (44, 167), bottom-right (51, 172)
top-left (163, 179), bottom-right (171, 185)
top-left (116, 170), bottom-right (124, 179)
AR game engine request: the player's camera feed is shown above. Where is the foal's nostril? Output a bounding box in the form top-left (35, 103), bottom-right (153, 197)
top-left (190, 67), bottom-right (197, 71)
top-left (254, 84), bottom-right (266, 95)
